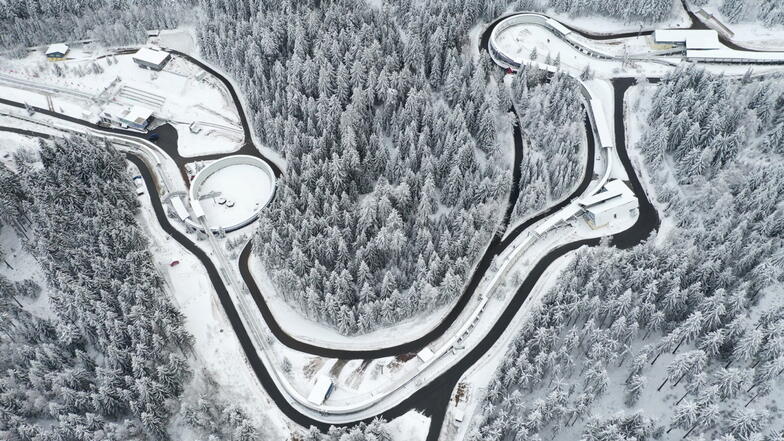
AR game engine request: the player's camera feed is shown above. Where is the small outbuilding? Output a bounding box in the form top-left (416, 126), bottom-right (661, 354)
top-left (654, 29), bottom-right (721, 50)
top-left (417, 347), bottom-right (435, 363)
top-left (100, 103), bottom-right (154, 130)
top-left (45, 43), bottom-right (70, 60)
top-left (307, 376), bottom-right (334, 405)
top-left (132, 47), bottom-right (171, 71)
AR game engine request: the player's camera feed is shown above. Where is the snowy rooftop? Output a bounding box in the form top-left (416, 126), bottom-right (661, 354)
top-left (101, 102), bottom-right (127, 117)
top-left (589, 98), bottom-right (613, 149)
top-left (686, 47), bottom-right (784, 61)
top-left (581, 179), bottom-right (637, 215)
top-left (307, 376), bottom-right (333, 405)
top-left (101, 103), bottom-right (153, 124)
top-left (45, 43), bottom-right (69, 56)
top-left (579, 179), bottom-right (632, 207)
top-left (132, 47), bottom-right (170, 66)
top-left (126, 106), bottom-right (153, 124)
top-left (579, 179), bottom-right (633, 207)
top-left (654, 29), bottom-right (721, 50)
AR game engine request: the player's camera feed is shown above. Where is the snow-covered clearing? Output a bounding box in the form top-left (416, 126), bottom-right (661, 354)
top-left (693, 0), bottom-right (784, 50)
top-left (0, 223), bottom-right (54, 321)
top-left (624, 83), bottom-right (677, 243)
top-left (153, 28), bottom-right (196, 54)
top-left (0, 47), bottom-right (242, 157)
top-left (0, 131), bottom-right (39, 169)
top-left (541, 2), bottom-right (691, 35)
top-left (197, 163), bottom-right (274, 230)
top-left (387, 410), bottom-right (430, 441)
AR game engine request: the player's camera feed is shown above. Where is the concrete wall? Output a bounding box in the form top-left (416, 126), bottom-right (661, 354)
top-left (189, 154), bottom-right (277, 233)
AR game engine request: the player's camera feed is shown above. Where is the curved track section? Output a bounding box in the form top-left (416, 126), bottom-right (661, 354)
top-left (0, 27), bottom-right (660, 437)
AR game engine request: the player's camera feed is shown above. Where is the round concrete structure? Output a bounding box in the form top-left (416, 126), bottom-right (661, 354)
top-left (189, 155), bottom-right (276, 232)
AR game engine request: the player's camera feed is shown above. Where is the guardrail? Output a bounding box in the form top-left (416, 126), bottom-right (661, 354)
top-left (0, 72), bottom-right (95, 101)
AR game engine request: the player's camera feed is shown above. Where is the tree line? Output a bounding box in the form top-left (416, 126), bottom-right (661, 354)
top-left (0, 137), bottom-right (197, 440)
top-left (510, 64), bottom-right (584, 223)
top-left (470, 67), bottom-right (784, 440)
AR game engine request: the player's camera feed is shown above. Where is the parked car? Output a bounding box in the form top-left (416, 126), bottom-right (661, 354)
top-left (147, 133), bottom-right (160, 142)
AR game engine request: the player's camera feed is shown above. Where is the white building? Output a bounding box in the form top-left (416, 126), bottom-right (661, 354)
top-left (579, 179), bottom-right (638, 228)
top-left (307, 375), bottom-right (334, 405)
top-left (654, 29), bottom-right (784, 63)
top-left (171, 196), bottom-right (191, 222)
top-left (45, 43), bottom-right (69, 60)
top-left (654, 29), bottom-right (721, 50)
top-left (132, 47), bottom-right (171, 71)
top-left (100, 103), bottom-right (154, 130)
top-left (417, 347), bottom-right (435, 363)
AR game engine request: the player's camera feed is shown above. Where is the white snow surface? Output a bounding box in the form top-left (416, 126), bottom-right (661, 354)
top-left (387, 410), bottom-right (430, 441)
top-left (695, 0), bottom-right (784, 50)
top-left (0, 48), bottom-right (242, 157)
top-left (133, 166), bottom-right (290, 439)
top-left (197, 163), bottom-right (274, 229)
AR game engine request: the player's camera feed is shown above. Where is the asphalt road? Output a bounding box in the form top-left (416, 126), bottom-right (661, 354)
top-left (0, 28), bottom-right (660, 438)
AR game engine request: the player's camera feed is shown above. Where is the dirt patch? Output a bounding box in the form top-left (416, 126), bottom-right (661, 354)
top-left (395, 352), bottom-right (417, 362)
top-left (302, 357), bottom-right (324, 381)
top-left (454, 382), bottom-right (468, 405)
top-left (346, 359), bottom-right (373, 390)
top-left (328, 359), bottom-right (348, 378)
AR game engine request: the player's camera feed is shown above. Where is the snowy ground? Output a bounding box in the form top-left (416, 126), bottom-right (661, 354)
top-left (0, 46), bottom-right (243, 157)
top-left (387, 410), bottom-right (430, 441)
top-left (131, 162), bottom-right (291, 439)
top-left (540, 2), bottom-right (691, 35)
top-left (0, 131), bottom-right (39, 170)
top-left (197, 163), bottom-right (274, 230)
top-left (693, 0), bottom-right (784, 50)
top-left (624, 83), bottom-right (677, 243)
top-left (492, 21), bottom-right (784, 81)
top-left (153, 28), bottom-right (196, 54)
top-left (0, 219), bottom-right (54, 322)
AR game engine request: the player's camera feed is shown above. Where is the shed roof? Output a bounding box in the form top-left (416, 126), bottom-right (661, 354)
top-left (171, 196), bottom-right (190, 221)
top-left (654, 29), bottom-right (721, 50)
top-left (686, 48), bottom-right (784, 61)
top-left (578, 179), bottom-right (632, 207)
top-left (126, 106), bottom-right (153, 125)
top-left (45, 43), bottom-right (69, 56)
top-left (417, 347), bottom-right (435, 363)
top-left (132, 47), bottom-right (170, 66)
top-left (307, 376), bottom-right (333, 405)
top-left (589, 98), bottom-right (613, 149)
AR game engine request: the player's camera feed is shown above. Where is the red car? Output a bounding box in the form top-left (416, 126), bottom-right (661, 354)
top-left (170, 260), bottom-right (180, 267)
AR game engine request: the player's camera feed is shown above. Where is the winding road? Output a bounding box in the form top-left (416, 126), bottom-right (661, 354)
top-left (17, 6), bottom-right (784, 438)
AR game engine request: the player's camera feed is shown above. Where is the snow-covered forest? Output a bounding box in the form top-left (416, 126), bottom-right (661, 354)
top-left (198, 0), bottom-right (588, 334)
top-left (509, 65), bottom-right (584, 222)
top-left (0, 0), bottom-right (193, 51)
top-left (514, 0), bottom-right (676, 23)
top-left (469, 67), bottom-right (784, 440)
top-left (0, 138), bottom-right (196, 439)
top-left (198, 0), bottom-right (514, 334)
top-left (713, 0), bottom-right (784, 27)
